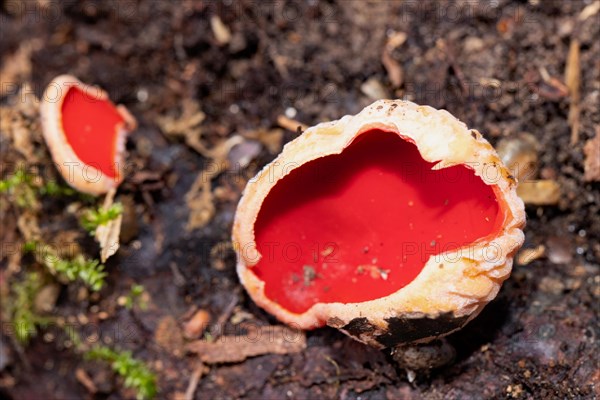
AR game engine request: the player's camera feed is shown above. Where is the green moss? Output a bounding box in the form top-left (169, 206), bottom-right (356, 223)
top-left (123, 284), bottom-right (147, 310)
top-left (86, 346), bottom-right (158, 400)
top-left (7, 272), bottom-right (52, 344)
top-left (80, 202), bottom-right (123, 235)
top-left (0, 169), bottom-right (79, 208)
top-left (0, 169), bottom-right (38, 208)
top-left (39, 181), bottom-right (76, 197)
top-left (24, 242), bottom-right (107, 292)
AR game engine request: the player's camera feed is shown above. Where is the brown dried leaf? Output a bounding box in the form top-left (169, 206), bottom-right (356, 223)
top-left (157, 99), bottom-right (205, 135)
top-left (95, 215), bottom-right (121, 263)
top-left (583, 129), bottom-right (600, 182)
top-left (565, 39), bottom-right (581, 144)
top-left (186, 169), bottom-right (219, 231)
top-left (159, 100), bottom-right (248, 230)
top-left (185, 136), bottom-right (242, 230)
top-left (186, 325), bottom-right (306, 364)
top-left (156, 99), bottom-right (207, 156)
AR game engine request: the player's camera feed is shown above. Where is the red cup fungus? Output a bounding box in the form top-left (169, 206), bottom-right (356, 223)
top-left (233, 100), bottom-right (525, 348)
top-left (40, 75), bottom-right (137, 195)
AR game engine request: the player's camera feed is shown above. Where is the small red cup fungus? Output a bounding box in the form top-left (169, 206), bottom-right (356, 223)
top-left (233, 100), bottom-right (525, 348)
top-left (40, 75), bottom-right (137, 195)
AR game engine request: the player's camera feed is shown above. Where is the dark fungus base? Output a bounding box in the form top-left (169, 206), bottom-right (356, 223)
top-left (331, 313), bottom-right (470, 347)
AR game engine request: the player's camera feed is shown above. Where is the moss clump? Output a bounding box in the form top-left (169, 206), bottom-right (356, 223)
top-left (86, 346), bottom-right (158, 400)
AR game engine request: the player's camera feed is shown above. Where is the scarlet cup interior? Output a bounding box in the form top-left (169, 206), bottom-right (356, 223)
top-left (252, 129), bottom-right (503, 314)
top-left (61, 86), bottom-right (125, 179)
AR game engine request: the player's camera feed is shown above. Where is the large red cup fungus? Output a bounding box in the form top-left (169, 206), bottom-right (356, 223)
top-left (40, 75), bottom-right (137, 195)
top-left (233, 100), bottom-right (525, 348)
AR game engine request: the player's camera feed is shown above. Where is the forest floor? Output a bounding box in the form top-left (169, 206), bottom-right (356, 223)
top-left (1, 1), bottom-right (599, 399)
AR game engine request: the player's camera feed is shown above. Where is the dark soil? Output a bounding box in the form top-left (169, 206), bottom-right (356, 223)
top-left (1, 1), bottom-right (599, 399)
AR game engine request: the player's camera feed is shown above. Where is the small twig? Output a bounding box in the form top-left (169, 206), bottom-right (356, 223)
top-left (565, 38), bottom-right (581, 144)
top-left (184, 361), bottom-right (208, 400)
top-left (210, 289), bottom-right (240, 340)
top-left (277, 115), bottom-right (308, 133)
top-left (381, 31), bottom-right (406, 88)
top-left (75, 368), bottom-right (98, 394)
top-left (324, 355), bottom-right (341, 395)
